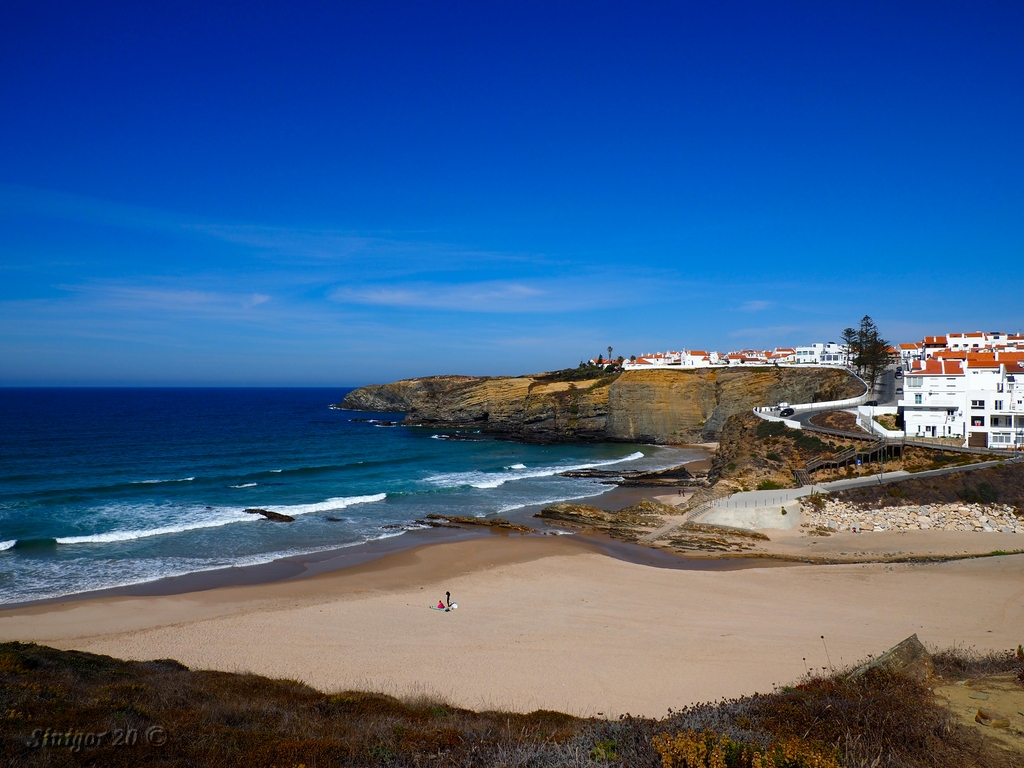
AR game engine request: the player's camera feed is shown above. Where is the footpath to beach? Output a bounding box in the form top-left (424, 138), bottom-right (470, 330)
top-left (1, 535), bottom-right (1021, 717)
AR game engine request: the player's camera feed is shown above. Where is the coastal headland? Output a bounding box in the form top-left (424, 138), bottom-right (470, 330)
top-left (339, 366), bottom-right (863, 443)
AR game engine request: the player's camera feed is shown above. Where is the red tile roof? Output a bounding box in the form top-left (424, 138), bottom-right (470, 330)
top-left (906, 359), bottom-right (963, 376)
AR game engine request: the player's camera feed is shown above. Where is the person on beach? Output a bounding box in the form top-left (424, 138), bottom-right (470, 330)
top-left (445, 591), bottom-right (451, 608)
top-left (437, 600), bottom-right (445, 610)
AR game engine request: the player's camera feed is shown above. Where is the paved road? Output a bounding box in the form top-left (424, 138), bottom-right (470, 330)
top-left (791, 367), bottom-right (897, 431)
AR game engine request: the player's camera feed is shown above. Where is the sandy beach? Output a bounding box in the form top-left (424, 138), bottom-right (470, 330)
top-left (2, 534), bottom-right (1021, 717)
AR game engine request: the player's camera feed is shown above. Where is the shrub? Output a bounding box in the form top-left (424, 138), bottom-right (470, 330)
top-left (757, 480), bottom-right (785, 491)
top-left (765, 452), bottom-right (782, 462)
top-left (653, 730), bottom-right (840, 768)
top-left (960, 482), bottom-right (999, 504)
top-left (757, 421), bottom-right (788, 439)
top-left (793, 434), bottom-right (829, 453)
top-left (930, 645), bottom-right (1021, 679)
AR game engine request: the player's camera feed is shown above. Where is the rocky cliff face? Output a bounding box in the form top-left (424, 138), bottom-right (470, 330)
top-left (342, 373), bottom-right (614, 442)
top-left (340, 367), bottom-right (864, 444)
top-left (606, 367), bottom-right (862, 443)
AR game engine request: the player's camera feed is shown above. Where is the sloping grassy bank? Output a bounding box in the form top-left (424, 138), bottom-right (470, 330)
top-left (2, 642), bottom-right (1021, 767)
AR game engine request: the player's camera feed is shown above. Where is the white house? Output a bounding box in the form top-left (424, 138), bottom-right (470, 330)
top-left (945, 331), bottom-right (1024, 352)
top-left (622, 349), bottom-right (724, 370)
top-left (790, 342), bottom-right (848, 365)
top-left (900, 357), bottom-right (1024, 449)
top-left (897, 343), bottom-right (923, 368)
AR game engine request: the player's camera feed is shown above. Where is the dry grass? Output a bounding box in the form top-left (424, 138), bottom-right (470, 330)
top-left (930, 644), bottom-right (1023, 680)
top-left (830, 460), bottom-right (1024, 510)
top-left (1, 642), bottom-right (1021, 767)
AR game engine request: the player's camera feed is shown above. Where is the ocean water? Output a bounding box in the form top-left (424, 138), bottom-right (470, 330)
top-left (0, 388), bottom-right (700, 604)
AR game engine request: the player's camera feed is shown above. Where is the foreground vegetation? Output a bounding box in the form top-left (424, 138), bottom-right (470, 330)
top-left (832, 459), bottom-right (1024, 510)
top-left (2, 642), bottom-right (1022, 767)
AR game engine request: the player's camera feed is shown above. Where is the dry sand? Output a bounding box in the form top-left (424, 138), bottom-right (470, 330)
top-left (1, 536), bottom-right (1021, 717)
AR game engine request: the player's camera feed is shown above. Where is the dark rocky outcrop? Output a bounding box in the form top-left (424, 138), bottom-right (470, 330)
top-left (536, 499), bottom-right (673, 542)
top-left (244, 508), bottom-right (295, 523)
top-left (424, 514), bottom-right (534, 533)
top-left (850, 634), bottom-right (934, 681)
top-left (339, 367), bottom-right (863, 445)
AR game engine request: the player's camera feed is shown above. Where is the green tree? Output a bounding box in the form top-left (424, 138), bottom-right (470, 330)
top-left (845, 315), bottom-right (893, 390)
top-left (840, 326), bottom-right (858, 367)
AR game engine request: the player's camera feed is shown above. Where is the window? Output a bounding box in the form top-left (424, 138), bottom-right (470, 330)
top-left (991, 417), bottom-right (1001, 427)
top-left (994, 400), bottom-right (1003, 411)
top-left (971, 399), bottom-right (985, 409)
top-left (906, 377), bottom-right (922, 388)
top-left (971, 416), bottom-right (985, 427)
top-left (992, 433), bottom-right (1012, 444)
top-left (914, 394), bottom-right (922, 404)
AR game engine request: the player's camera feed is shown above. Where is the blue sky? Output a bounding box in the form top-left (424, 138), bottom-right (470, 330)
top-left (2, 1), bottom-right (1022, 385)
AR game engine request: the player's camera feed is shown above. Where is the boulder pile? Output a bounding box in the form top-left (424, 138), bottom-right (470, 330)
top-left (801, 499), bottom-right (1022, 534)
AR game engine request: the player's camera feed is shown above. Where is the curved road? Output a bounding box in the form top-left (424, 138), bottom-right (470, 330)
top-left (792, 368), bottom-right (897, 431)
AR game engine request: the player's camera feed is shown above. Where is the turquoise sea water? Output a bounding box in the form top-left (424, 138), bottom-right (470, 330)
top-left (0, 388), bottom-right (698, 604)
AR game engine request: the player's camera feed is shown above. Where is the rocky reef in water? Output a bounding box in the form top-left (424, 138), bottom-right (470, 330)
top-left (338, 367), bottom-right (863, 444)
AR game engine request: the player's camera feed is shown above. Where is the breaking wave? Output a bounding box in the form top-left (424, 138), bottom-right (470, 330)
top-left (264, 493), bottom-right (387, 516)
top-left (55, 511), bottom-right (256, 545)
top-left (425, 452), bottom-right (644, 490)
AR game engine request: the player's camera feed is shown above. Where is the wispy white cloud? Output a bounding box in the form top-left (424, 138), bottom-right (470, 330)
top-left (329, 277), bottom-right (650, 313)
top-left (1, 183), bottom-right (552, 279)
top-left (53, 283), bottom-right (274, 319)
top-left (740, 300), bottom-right (775, 312)
top-left (189, 223), bottom-right (536, 273)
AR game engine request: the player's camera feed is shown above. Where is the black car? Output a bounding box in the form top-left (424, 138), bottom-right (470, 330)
top-left (779, 407), bottom-right (795, 417)
top-left (865, 400), bottom-right (879, 406)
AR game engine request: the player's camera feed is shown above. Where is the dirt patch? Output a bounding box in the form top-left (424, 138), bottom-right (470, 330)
top-left (934, 673), bottom-right (1024, 758)
top-left (808, 410), bottom-right (867, 433)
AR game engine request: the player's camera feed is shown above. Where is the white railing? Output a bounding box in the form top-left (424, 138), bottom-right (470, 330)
top-left (856, 405), bottom-right (904, 437)
top-left (788, 372), bottom-right (870, 412)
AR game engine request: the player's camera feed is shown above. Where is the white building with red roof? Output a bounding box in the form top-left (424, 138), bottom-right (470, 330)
top-left (900, 355), bottom-right (1024, 448)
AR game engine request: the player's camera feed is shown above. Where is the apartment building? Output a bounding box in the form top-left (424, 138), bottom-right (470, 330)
top-left (792, 342), bottom-right (847, 365)
top-left (900, 357), bottom-right (1024, 448)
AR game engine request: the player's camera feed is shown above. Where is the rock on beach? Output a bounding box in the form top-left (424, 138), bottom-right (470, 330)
top-left (801, 499), bottom-right (1022, 534)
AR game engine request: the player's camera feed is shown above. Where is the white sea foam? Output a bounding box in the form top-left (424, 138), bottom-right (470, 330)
top-left (426, 451), bottom-right (644, 490)
top-left (507, 463), bottom-right (527, 470)
top-left (55, 511), bottom-right (256, 545)
top-left (265, 493), bottom-right (387, 516)
top-left (230, 482), bottom-right (258, 488)
top-left (1, 533), bottom-right (413, 606)
top-left (132, 477), bottom-right (195, 484)
top-left (53, 493), bottom-right (388, 546)
top-left (0, 540), bottom-right (16, 551)
top-left (270, 469), bottom-right (283, 473)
